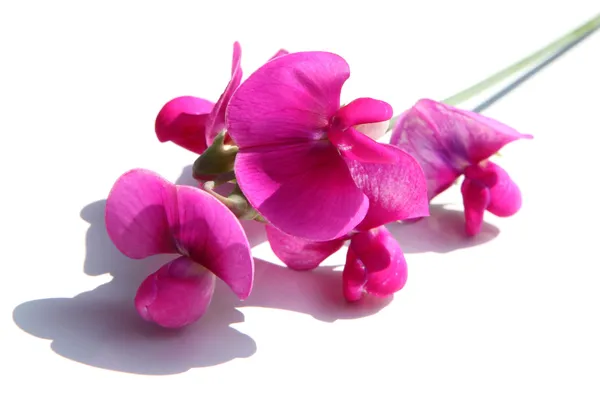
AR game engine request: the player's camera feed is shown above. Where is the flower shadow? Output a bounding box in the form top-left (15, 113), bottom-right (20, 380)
top-left (386, 204), bottom-right (500, 254)
top-left (12, 165), bottom-right (388, 376)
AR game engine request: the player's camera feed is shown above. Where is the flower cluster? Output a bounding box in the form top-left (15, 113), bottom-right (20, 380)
top-left (106, 43), bottom-right (531, 328)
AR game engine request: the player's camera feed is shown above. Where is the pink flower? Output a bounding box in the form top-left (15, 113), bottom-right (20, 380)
top-left (154, 42), bottom-right (288, 154)
top-left (390, 99), bottom-right (532, 236)
top-left (105, 169), bottom-right (254, 328)
top-left (226, 51), bottom-right (429, 241)
top-left (266, 224), bottom-right (407, 302)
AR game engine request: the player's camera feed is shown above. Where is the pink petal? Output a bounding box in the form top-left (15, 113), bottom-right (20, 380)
top-left (343, 227), bottom-right (408, 302)
top-left (105, 169), bottom-right (178, 259)
top-left (155, 96), bottom-right (214, 154)
top-left (346, 144), bottom-right (430, 231)
top-left (135, 256), bottom-right (216, 328)
top-left (390, 104), bottom-right (462, 200)
top-left (334, 97), bottom-right (393, 129)
top-left (390, 99), bottom-right (532, 199)
top-left (205, 42), bottom-right (243, 145)
top-left (270, 49), bottom-right (289, 60)
top-left (328, 127), bottom-right (398, 164)
top-left (226, 51), bottom-right (349, 148)
top-left (265, 224), bottom-right (346, 271)
top-left (235, 141), bottom-right (368, 241)
top-left (461, 178), bottom-right (491, 237)
top-left (354, 120), bottom-right (390, 140)
top-left (485, 162), bottom-right (522, 217)
top-left (172, 185), bottom-right (254, 299)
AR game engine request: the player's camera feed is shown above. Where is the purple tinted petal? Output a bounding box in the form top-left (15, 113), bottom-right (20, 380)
top-left (235, 141), bottom-right (368, 241)
top-left (135, 256), bottom-right (216, 328)
top-left (205, 42), bottom-right (243, 144)
top-left (461, 178), bottom-right (491, 237)
top-left (347, 144), bottom-right (429, 231)
top-left (334, 97), bottom-right (393, 129)
top-left (329, 127), bottom-right (398, 164)
top-left (349, 227), bottom-right (408, 298)
top-left (172, 185), bottom-right (254, 299)
top-left (155, 96), bottom-right (214, 154)
top-left (227, 51), bottom-right (349, 148)
top-left (390, 102), bottom-right (462, 200)
top-left (105, 169), bottom-right (178, 259)
top-left (485, 162), bottom-right (522, 217)
top-left (265, 224), bottom-right (346, 270)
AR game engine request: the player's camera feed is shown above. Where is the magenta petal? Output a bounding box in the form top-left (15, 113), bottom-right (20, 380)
top-left (329, 127), bottom-right (398, 164)
top-left (334, 97), bottom-right (393, 129)
top-left (346, 144), bottom-right (429, 231)
top-left (235, 141), bottom-right (368, 241)
top-left (227, 51), bottom-right (349, 148)
top-left (172, 185), bottom-right (254, 299)
top-left (265, 224), bottom-right (346, 271)
top-left (205, 42), bottom-right (243, 145)
top-left (342, 247), bottom-right (367, 302)
top-left (155, 96), bottom-right (214, 154)
top-left (485, 162), bottom-right (522, 217)
top-left (349, 227), bottom-right (408, 298)
top-left (461, 178), bottom-right (491, 237)
top-left (135, 256), bottom-right (216, 328)
top-left (105, 169), bottom-right (178, 259)
top-left (269, 49), bottom-right (289, 60)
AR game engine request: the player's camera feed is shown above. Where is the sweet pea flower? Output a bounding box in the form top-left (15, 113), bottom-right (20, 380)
top-left (390, 98), bottom-right (532, 236)
top-left (105, 169), bottom-right (254, 328)
top-left (266, 224), bottom-right (407, 302)
top-left (226, 51), bottom-right (429, 241)
top-left (155, 42), bottom-right (288, 154)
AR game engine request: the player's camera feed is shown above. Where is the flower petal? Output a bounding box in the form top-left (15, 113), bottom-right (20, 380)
top-left (270, 49), bottom-right (289, 60)
top-left (105, 169), bottom-right (178, 259)
top-left (485, 162), bottom-right (522, 217)
top-left (346, 144), bottom-right (429, 231)
top-left (329, 127), bottom-right (398, 164)
top-left (349, 227), bottom-right (408, 298)
top-left (205, 42), bottom-right (243, 145)
top-left (226, 51), bottom-right (349, 148)
top-left (235, 141), bottom-right (368, 241)
top-left (354, 120), bottom-right (390, 140)
top-left (342, 247), bottom-right (367, 302)
top-left (135, 256), bottom-right (216, 328)
top-left (390, 98), bottom-right (532, 199)
top-left (334, 97), bottom-right (393, 129)
top-left (155, 96), bottom-right (214, 154)
top-left (461, 178), bottom-right (491, 237)
top-left (265, 224), bottom-right (346, 270)
top-left (172, 185), bottom-right (254, 299)
top-left (390, 104), bottom-right (462, 200)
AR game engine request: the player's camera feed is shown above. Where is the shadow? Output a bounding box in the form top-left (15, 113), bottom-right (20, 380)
top-left (13, 165), bottom-right (387, 375)
top-left (386, 204), bottom-right (500, 254)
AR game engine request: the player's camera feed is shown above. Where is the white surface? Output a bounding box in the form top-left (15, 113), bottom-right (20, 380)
top-left (2, 1), bottom-right (599, 399)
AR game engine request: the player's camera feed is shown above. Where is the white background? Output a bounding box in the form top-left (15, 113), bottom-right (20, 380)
top-left (2, 1), bottom-right (599, 399)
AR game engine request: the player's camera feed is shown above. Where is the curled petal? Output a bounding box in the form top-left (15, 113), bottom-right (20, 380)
top-left (461, 179), bottom-right (491, 237)
top-left (486, 162), bottom-right (522, 217)
top-left (172, 185), bottom-right (254, 299)
top-left (329, 127), bottom-right (398, 164)
top-left (235, 141), bottom-right (368, 241)
top-left (205, 42), bottom-right (243, 144)
top-left (390, 99), bottom-right (532, 199)
top-left (155, 96), bottom-right (214, 154)
top-left (334, 97), bottom-right (393, 129)
top-left (347, 145), bottom-right (430, 231)
top-left (343, 227), bottom-right (408, 302)
top-left (227, 51), bottom-right (349, 148)
top-left (105, 169), bottom-right (178, 259)
top-left (135, 256), bottom-right (216, 328)
top-left (265, 224), bottom-right (346, 271)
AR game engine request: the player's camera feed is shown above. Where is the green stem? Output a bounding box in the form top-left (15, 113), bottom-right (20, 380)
top-left (387, 13), bottom-right (600, 130)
